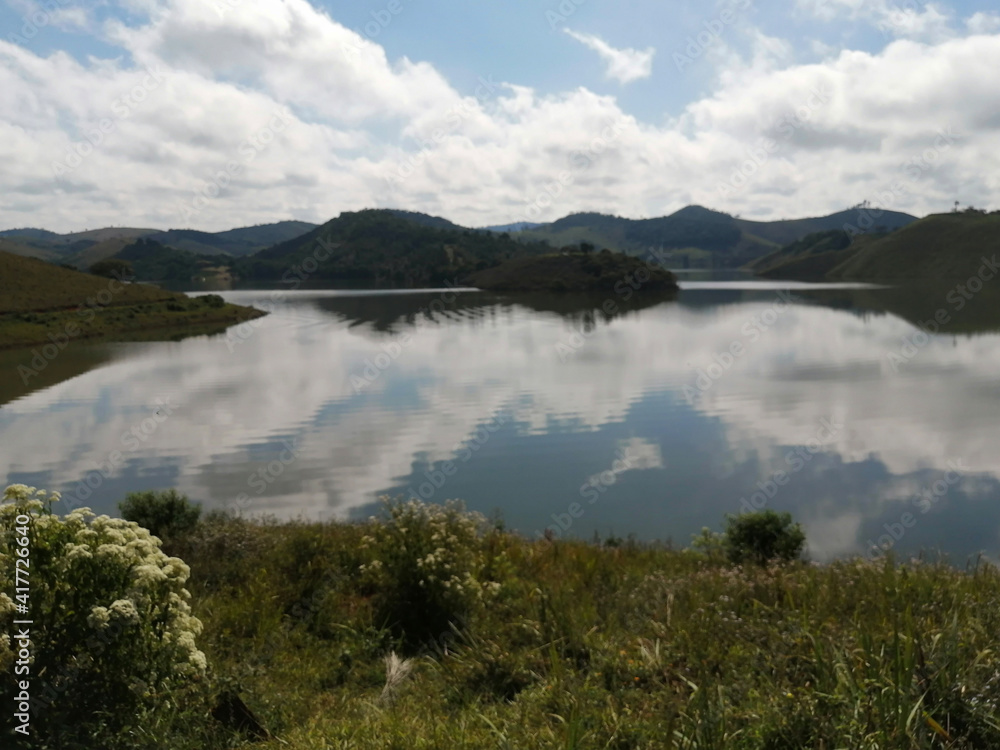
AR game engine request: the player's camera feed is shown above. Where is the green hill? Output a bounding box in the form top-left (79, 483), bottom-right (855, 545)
top-left (237, 209), bottom-right (553, 286)
top-left (754, 211), bottom-right (1000, 283)
top-left (734, 208), bottom-right (915, 247)
top-left (0, 251), bottom-right (262, 349)
top-left (0, 222), bottom-right (317, 268)
top-left (386, 209), bottom-right (465, 231)
top-left (752, 229), bottom-right (871, 281)
top-left (828, 211), bottom-right (1000, 281)
top-left (114, 238), bottom-right (227, 282)
top-left (512, 206), bottom-right (918, 269)
top-left (0, 237), bottom-right (61, 262)
top-left (0, 252), bottom-right (176, 313)
top-left (145, 221), bottom-right (316, 258)
top-left (0, 228), bottom-right (61, 241)
top-left (466, 249), bottom-right (678, 293)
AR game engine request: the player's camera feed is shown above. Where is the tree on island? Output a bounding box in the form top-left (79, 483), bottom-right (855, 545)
top-left (89, 258), bottom-right (134, 280)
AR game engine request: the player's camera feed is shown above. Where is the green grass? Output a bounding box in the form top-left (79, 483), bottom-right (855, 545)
top-left (754, 212), bottom-right (1000, 283)
top-left (0, 250), bottom-right (177, 313)
top-left (829, 212), bottom-right (1000, 281)
top-left (0, 296), bottom-right (264, 349)
top-left (125, 511), bottom-right (1000, 750)
top-left (0, 250), bottom-right (265, 349)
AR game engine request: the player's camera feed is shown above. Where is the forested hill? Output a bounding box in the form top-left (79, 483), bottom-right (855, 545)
top-left (235, 209), bottom-right (553, 286)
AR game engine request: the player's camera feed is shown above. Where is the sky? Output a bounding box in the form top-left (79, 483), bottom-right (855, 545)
top-left (2, 0), bottom-right (1000, 232)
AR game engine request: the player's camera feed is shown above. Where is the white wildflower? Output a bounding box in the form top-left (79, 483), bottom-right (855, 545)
top-left (87, 606), bottom-right (111, 629)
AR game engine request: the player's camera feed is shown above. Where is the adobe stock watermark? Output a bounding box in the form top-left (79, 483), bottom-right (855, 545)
top-left (405, 412), bottom-right (508, 503)
top-left (176, 107), bottom-right (293, 222)
top-left (60, 397), bottom-right (179, 512)
top-left (517, 118), bottom-right (628, 223)
top-left (876, 0), bottom-right (931, 39)
top-left (843, 127), bottom-right (958, 237)
top-left (227, 438), bottom-right (305, 515)
top-left (16, 270), bottom-right (136, 385)
top-left (51, 66), bottom-right (168, 177)
top-left (717, 85), bottom-right (831, 198)
top-left (866, 459), bottom-right (968, 560)
top-left (224, 240), bottom-right (336, 352)
top-left (555, 258), bottom-right (664, 361)
top-left (540, 447), bottom-right (636, 539)
top-left (349, 282), bottom-right (464, 393)
top-left (674, 0), bottom-right (753, 71)
top-left (383, 77), bottom-right (499, 187)
top-left (886, 255), bottom-right (999, 372)
top-left (737, 416), bottom-right (844, 513)
top-left (7, 0), bottom-right (81, 45)
top-left (340, 0), bottom-right (413, 57)
top-left (683, 291), bottom-right (800, 404)
top-left (545, 0), bottom-right (587, 30)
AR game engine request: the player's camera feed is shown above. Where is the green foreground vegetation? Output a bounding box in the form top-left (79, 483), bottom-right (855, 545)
top-left (4, 487), bottom-right (1000, 750)
top-left (0, 251), bottom-right (264, 349)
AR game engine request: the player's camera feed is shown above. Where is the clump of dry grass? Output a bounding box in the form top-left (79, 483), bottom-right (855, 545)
top-left (378, 653), bottom-right (415, 706)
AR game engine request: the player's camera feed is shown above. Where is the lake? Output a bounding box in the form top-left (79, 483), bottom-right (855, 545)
top-left (3, 277), bottom-right (999, 563)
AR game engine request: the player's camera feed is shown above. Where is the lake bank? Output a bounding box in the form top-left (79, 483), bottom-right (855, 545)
top-left (87, 506), bottom-right (1000, 748)
top-left (0, 249), bottom-right (266, 351)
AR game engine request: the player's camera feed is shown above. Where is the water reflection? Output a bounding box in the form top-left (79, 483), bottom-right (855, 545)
top-left (1, 282), bottom-right (998, 564)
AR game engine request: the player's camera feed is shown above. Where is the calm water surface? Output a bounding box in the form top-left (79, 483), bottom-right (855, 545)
top-left (3, 278), bottom-right (1000, 563)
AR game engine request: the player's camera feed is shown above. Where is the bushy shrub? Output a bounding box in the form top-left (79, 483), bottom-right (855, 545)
top-left (119, 489), bottom-right (201, 541)
top-left (724, 510), bottom-right (806, 566)
top-left (359, 498), bottom-right (503, 649)
top-left (0, 485), bottom-right (208, 748)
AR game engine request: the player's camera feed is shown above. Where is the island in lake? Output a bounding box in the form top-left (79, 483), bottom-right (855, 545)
top-left (465, 248), bottom-right (679, 293)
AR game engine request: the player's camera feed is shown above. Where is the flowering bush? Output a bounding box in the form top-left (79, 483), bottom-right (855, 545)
top-left (0, 485), bottom-right (207, 747)
top-left (360, 498), bottom-right (503, 648)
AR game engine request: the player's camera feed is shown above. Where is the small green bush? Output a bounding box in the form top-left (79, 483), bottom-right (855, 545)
top-left (119, 489), bottom-right (202, 541)
top-left (359, 498), bottom-right (503, 649)
top-left (724, 510), bottom-right (806, 566)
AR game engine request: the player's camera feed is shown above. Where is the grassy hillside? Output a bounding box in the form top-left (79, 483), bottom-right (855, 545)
top-left (0, 251), bottom-right (177, 313)
top-left (467, 249), bottom-right (678, 292)
top-left (0, 237), bottom-right (60, 262)
top-left (146, 221), bottom-right (317, 258)
top-left (828, 211), bottom-right (1000, 281)
top-left (752, 229), bottom-right (871, 281)
top-left (67, 237), bottom-right (138, 270)
top-left (753, 212), bottom-right (1000, 283)
top-left (0, 251), bottom-right (263, 349)
top-left (735, 208), bottom-right (916, 247)
top-left (238, 209), bottom-right (553, 286)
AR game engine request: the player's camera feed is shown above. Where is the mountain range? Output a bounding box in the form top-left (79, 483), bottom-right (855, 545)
top-left (0, 221), bottom-right (317, 269)
top-left (0, 205), bottom-right (924, 284)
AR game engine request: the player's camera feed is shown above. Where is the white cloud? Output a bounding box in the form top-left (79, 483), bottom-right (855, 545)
top-left (797, 0), bottom-right (954, 42)
top-left (563, 29), bottom-right (655, 84)
top-left (2, 0), bottom-right (1000, 232)
top-left (967, 12), bottom-right (1000, 34)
